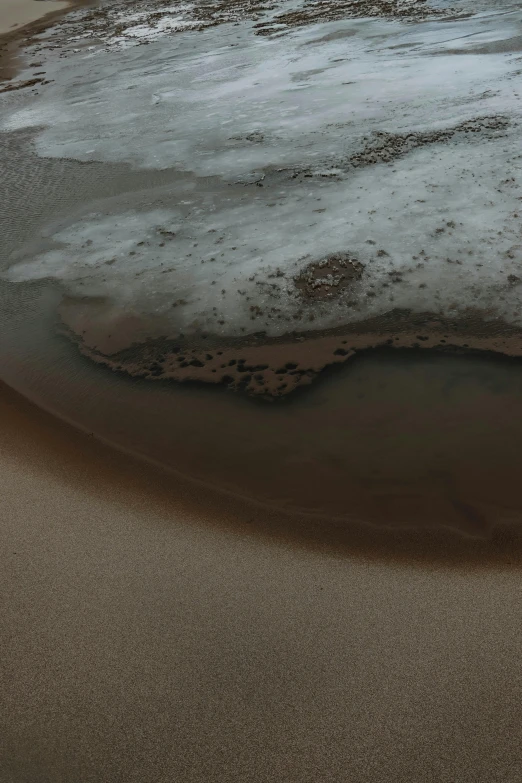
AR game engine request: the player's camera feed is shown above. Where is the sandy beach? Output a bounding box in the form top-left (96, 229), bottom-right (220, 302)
top-left (2, 383), bottom-right (522, 782)
top-left (2, 0), bottom-right (522, 778)
top-left (0, 0), bottom-right (68, 35)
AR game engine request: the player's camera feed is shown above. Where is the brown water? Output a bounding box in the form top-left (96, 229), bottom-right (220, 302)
top-left (3, 130), bottom-right (522, 554)
top-left (3, 275), bottom-right (522, 552)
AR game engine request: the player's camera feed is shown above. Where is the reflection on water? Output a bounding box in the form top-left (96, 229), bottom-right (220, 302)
top-left (3, 281), bottom-right (522, 543)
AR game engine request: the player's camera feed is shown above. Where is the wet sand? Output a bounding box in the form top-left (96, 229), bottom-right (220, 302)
top-left (74, 308), bottom-right (522, 400)
top-left (0, 0), bottom-right (90, 82)
top-left (2, 382), bottom-right (522, 782)
top-left (0, 0), bottom-right (68, 35)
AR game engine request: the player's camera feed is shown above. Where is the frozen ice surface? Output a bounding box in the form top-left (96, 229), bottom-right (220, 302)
top-left (3, 5), bottom-right (522, 341)
top-left (4, 13), bottom-right (520, 175)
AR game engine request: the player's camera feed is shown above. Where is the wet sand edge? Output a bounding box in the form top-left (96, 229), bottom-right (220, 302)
top-left (3, 378), bottom-right (522, 569)
top-left (65, 306), bottom-right (522, 399)
top-left (0, 0), bottom-right (94, 82)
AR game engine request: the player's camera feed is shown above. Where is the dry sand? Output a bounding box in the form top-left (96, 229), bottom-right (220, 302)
top-left (1, 382), bottom-right (522, 782)
top-left (0, 0), bottom-right (68, 35)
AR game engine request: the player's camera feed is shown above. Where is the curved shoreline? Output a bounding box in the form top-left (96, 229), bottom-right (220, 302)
top-left (67, 307), bottom-right (522, 399)
top-left (4, 374), bottom-right (522, 565)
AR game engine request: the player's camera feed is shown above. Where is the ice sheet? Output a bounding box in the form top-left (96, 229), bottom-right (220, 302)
top-left (3, 6), bottom-right (522, 340)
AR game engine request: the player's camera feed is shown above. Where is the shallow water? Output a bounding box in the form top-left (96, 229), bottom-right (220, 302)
top-left (2, 273), bottom-right (522, 542)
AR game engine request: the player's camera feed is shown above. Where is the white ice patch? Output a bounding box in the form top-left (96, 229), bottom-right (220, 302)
top-left (4, 8), bottom-right (522, 338)
top-left (48, 2), bottom-right (200, 51)
top-left (3, 13), bottom-right (521, 175)
top-left (106, 8), bottom-right (199, 49)
top-left (6, 130), bottom-right (522, 338)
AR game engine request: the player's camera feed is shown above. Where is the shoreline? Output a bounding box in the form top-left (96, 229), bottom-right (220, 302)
top-left (3, 375), bottom-right (522, 567)
top-left (0, 0), bottom-right (93, 81)
top-left (0, 0), bottom-right (68, 36)
top-left (68, 307), bottom-right (522, 399)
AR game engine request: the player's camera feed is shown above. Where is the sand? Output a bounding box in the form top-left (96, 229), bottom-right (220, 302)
top-left (1, 383), bottom-right (522, 782)
top-left (0, 0), bottom-right (68, 35)
top-left (0, 0), bottom-right (87, 82)
top-left (2, 2), bottom-right (522, 776)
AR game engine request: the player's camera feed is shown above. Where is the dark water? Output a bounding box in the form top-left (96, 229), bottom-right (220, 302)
top-left (3, 275), bottom-right (522, 543)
